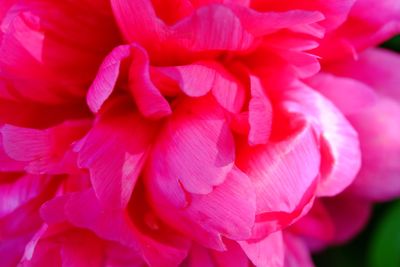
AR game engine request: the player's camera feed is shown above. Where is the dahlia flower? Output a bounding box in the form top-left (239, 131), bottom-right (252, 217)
top-left (0, 0), bottom-right (399, 266)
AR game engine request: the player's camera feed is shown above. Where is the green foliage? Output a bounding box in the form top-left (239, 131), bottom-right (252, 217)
top-left (368, 201), bottom-right (400, 267)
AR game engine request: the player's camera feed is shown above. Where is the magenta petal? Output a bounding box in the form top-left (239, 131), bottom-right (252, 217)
top-left (147, 166), bottom-right (256, 250)
top-left (128, 45), bottom-right (172, 118)
top-left (148, 98), bottom-right (235, 195)
top-left (248, 75), bottom-right (273, 146)
top-left (0, 134), bottom-right (25, 172)
top-left (306, 73), bottom-right (377, 115)
top-left (238, 121), bottom-right (320, 216)
top-left (87, 44), bottom-right (171, 118)
top-left (212, 240), bottom-right (250, 267)
top-left (327, 48), bottom-right (400, 101)
top-left (283, 232), bottom-right (314, 267)
top-left (1, 120), bottom-right (89, 174)
top-left (239, 231), bottom-right (284, 267)
top-left (347, 97), bottom-right (400, 201)
top-left (282, 82), bottom-right (361, 196)
top-left (110, 0), bottom-right (167, 46)
top-left (171, 4), bottom-right (254, 51)
top-left (77, 102), bottom-right (155, 209)
top-left (87, 45), bottom-right (132, 113)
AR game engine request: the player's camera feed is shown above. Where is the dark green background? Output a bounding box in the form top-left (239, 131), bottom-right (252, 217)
top-left (313, 36), bottom-right (400, 267)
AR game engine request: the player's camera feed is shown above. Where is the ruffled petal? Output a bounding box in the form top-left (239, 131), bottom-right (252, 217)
top-left (86, 45), bottom-right (132, 113)
top-left (251, 0), bottom-right (355, 30)
top-left (283, 232), bottom-right (315, 267)
top-left (237, 119), bottom-right (320, 233)
top-left (77, 100), bottom-right (156, 209)
top-left (306, 72), bottom-right (377, 115)
top-left (248, 75), bottom-right (273, 145)
top-left (327, 48), bottom-right (400, 101)
top-left (41, 186), bottom-right (190, 267)
top-left (281, 82), bottom-right (361, 196)
top-left (1, 120), bottom-right (89, 174)
top-left (128, 45), bottom-right (172, 118)
top-left (146, 166), bottom-right (256, 250)
top-left (239, 231), bottom-right (284, 267)
top-left (148, 97), bottom-right (235, 195)
top-left (0, 0), bottom-right (119, 104)
top-left (87, 44), bottom-right (171, 118)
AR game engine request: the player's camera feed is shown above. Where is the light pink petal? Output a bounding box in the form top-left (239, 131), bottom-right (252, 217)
top-left (128, 45), bottom-right (172, 118)
top-left (306, 72), bottom-right (377, 115)
top-left (146, 166), bottom-right (256, 250)
top-left (0, 134), bottom-right (25, 172)
top-left (0, 174), bottom-right (46, 218)
top-left (86, 45), bottom-right (132, 113)
top-left (148, 97), bottom-right (235, 195)
top-left (281, 82), bottom-right (361, 196)
top-left (1, 120), bottom-right (89, 174)
top-left (327, 48), bottom-right (400, 101)
top-left (230, 6), bottom-right (325, 38)
top-left (252, 0), bottom-right (355, 30)
top-left (110, 0), bottom-right (167, 46)
top-left (283, 232), bottom-right (315, 267)
top-left (156, 62), bottom-right (245, 112)
top-left (77, 101), bottom-right (156, 209)
top-left (237, 120), bottom-right (320, 231)
top-left (316, 1), bottom-right (400, 59)
top-left (171, 4), bottom-right (254, 51)
top-left (239, 231), bottom-right (284, 267)
top-left (248, 75), bottom-right (273, 145)
top-left (87, 44), bottom-right (171, 118)
top-left (347, 97), bottom-right (400, 201)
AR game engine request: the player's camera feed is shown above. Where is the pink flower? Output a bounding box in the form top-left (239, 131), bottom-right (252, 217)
top-left (0, 0), bottom-right (399, 266)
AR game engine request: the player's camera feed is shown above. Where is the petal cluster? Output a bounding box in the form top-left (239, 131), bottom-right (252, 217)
top-left (0, 0), bottom-right (399, 266)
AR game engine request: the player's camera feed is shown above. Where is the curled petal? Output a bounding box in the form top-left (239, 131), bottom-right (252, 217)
top-left (281, 82), bottom-right (361, 196)
top-left (1, 120), bottom-right (89, 174)
top-left (237, 120), bottom-right (320, 217)
top-left (87, 44), bottom-right (171, 118)
top-left (148, 97), bottom-right (235, 196)
top-left (239, 231), bottom-right (284, 267)
top-left (77, 100), bottom-right (156, 209)
top-left (146, 166), bottom-right (256, 250)
top-left (248, 75), bottom-right (273, 145)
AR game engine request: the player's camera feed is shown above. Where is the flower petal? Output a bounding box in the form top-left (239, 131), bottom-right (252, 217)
top-left (327, 48), bottom-right (400, 101)
top-left (1, 120), bottom-right (89, 174)
top-left (237, 119), bottom-right (320, 228)
top-left (306, 72), bottom-right (377, 115)
top-left (148, 97), bottom-right (235, 195)
top-left (128, 45), bottom-right (172, 118)
top-left (283, 232), bottom-right (314, 267)
top-left (281, 82), bottom-right (361, 196)
top-left (146, 166), bottom-right (256, 250)
top-left (239, 231), bottom-right (284, 267)
top-left (86, 45), bottom-right (132, 113)
top-left (248, 75), bottom-right (273, 145)
top-left (77, 100), bottom-right (156, 209)
top-left (347, 97), bottom-right (400, 201)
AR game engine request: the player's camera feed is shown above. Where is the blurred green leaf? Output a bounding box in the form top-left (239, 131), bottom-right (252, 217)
top-left (381, 35), bottom-right (400, 51)
top-left (368, 201), bottom-right (400, 267)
